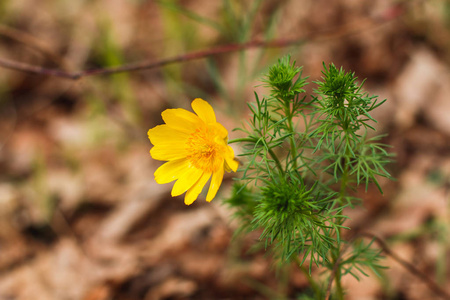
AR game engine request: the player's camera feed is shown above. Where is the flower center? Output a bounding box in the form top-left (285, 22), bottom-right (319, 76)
top-left (186, 126), bottom-right (225, 172)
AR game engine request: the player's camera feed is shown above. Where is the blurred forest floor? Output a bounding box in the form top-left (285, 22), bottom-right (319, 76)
top-left (0, 0), bottom-right (449, 299)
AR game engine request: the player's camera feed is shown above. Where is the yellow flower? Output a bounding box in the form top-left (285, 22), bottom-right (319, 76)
top-left (148, 98), bottom-right (239, 205)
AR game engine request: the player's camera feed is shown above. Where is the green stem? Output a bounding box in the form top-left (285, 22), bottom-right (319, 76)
top-left (329, 244), bottom-right (345, 300)
top-left (284, 105), bottom-right (298, 171)
top-left (331, 152), bottom-right (350, 300)
top-left (334, 256), bottom-right (344, 300)
top-left (339, 162), bottom-right (349, 203)
top-left (228, 137), bottom-right (253, 144)
top-left (287, 114), bottom-right (298, 171)
top-left (268, 148), bottom-right (284, 174)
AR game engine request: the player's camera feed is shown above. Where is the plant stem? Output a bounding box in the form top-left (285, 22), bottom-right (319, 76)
top-left (228, 137), bottom-right (253, 144)
top-left (286, 110), bottom-right (298, 171)
top-left (339, 161), bottom-right (349, 202)
top-left (333, 153), bottom-right (350, 300)
top-left (282, 101), bottom-right (299, 172)
top-left (334, 265), bottom-right (344, 300)
top-left (268, 148), bottom-right (284, 174)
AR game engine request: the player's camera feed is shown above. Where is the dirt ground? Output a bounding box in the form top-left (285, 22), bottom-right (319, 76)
top-left (0, 0), bottom-right (449, 299)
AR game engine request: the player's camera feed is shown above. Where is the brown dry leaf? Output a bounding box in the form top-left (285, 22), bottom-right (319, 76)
top-left (0, 239), bottom-right (93, 300)
top-left (343, 271), bottom-right (382, 300)
top-left (178, 252), bottom-right (224, 281)
top-left (425, 76), bottom-right (450, 136)
top-left (372, 154), bottom-right (448, 236)
top-left (82, 284), bottom-right (113, 300)
top-left (145, 276), bottom-right (198, 300)
top-left (218, 256), bottom-right (271, 294)
top-left (82, 149), bottom-right (124, 204)
top-left (93, 184), bottom-right (166, 243)
top-left (139, 207), bottom-right (217, 264)
top-left (393, 48), bottom-right (446, 130)
top-left (46, 168), bottom-right (84, 212)
top-left (0, 238), bottom-right (139, 300)
top-left (92, 145), bottom-right (168, 243)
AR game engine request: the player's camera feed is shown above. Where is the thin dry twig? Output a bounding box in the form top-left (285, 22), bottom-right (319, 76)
top-left (0, 4), bottom-right (404, 80)
top-left (364, 233), bottom-right (450, 300)
top-left (325, 232), bottom-right (450, 300)
top-left (0, 39), bottom-right (302, 79)
top-left (0, 24), bottom-right (70, 70)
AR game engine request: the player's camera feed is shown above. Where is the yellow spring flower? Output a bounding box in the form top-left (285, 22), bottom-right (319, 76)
top-left (148, 98), bottom-right (239, 205)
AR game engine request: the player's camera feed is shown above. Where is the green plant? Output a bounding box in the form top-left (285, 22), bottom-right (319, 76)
top-left (227, 56), bottom-right (393, 299)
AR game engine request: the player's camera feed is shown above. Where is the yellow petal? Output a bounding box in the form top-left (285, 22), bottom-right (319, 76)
top-left (154, 159), bottom-right (190, 184)
top-left (192, 98), bottom-right (216, 124)
top-left (148, 125), bottom-right (189, 145)
top-left (171, 166), bottom-right (203, 197)
top-left (150, 144), bottom-right (189, 161)
top-left (225, 156), bottom-right (239, 172)
top-left (211, 122), bottom-right (228, 140)
top-left (206, 165), bottom-right (224, 202)
top-left (184, 172), bottom-right (211, 205)
top-left (223, 145), bottom-right (238, 172)
top-left (162, 108), bottom-right (201, 133)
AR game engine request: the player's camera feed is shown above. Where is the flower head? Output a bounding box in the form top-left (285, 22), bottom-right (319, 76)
top-left (148, 98), bottom-right (239, 205)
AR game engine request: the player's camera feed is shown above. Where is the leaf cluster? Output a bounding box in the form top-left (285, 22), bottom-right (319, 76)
top-left (253, 173), bottom-right (336, 264)
top-left (262, 55), bottom-right (308, 102)
top-left (311, 63), bottom-right (393, 193)
top-left (330, 238), bottom-right (387, 281)
top-left (227, 56), bottom-right (393, 277)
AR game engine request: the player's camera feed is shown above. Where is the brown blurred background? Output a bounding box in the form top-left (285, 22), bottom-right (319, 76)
top-left (0, 0), bottom-right (449, 299)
